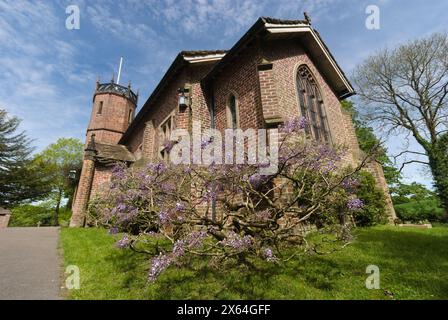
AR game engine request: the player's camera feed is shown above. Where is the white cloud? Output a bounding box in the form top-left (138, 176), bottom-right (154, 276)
top-left (0, 1), bottom-right (92, 149)
top-left (136, 0), bottom-right (265, 39)
top-left (0, 0), bottom-right (445, 190)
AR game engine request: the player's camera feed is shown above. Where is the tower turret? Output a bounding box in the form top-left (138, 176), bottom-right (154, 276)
top-left (86, 79), bottom-right (138, 145)
top-left (70, 79), bottom-right (138, 227)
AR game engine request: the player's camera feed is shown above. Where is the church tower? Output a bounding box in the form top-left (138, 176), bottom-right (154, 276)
top-left (70, 79), bottom-right (138, 227)
top-left (86, 78), bottom-right (138, 144)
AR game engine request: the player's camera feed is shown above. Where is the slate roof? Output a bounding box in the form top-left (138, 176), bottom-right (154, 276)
top-left (180, 50), bottom-right (228, 57)
top-left (94, 143), bottom-right (135, 162)
top-left (261, 17), bottom-right (309, 25)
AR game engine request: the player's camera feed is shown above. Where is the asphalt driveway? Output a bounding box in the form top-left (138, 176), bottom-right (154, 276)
top-left (0, 227), bottom-right (61, 300)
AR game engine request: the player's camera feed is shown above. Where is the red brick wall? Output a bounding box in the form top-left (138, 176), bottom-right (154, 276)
top-left (90, 165), bottom-right (113, 197)
top-left (191, 64), bottom-right (214, 128)
top-left (340, 109), bottom-right (362, 166)
top-left (86, 93), bottom-right (136, 145)
top-left (261, 39), bottom-right (350, 147)
top-left (70, 158), bottom-right (95, 227)
top-left (212, 45), bottom-right (265, 131)
top-left (125, 63), bottom-right (216, 160)
top-left (125, 70), bottom-right (188, 160)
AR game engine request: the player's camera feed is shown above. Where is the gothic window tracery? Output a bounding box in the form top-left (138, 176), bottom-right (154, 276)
top-left (296, 65), bottom-right (331, 143)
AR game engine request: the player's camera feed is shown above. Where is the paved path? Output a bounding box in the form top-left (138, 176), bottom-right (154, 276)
top-left (0, 227), bottom-right (61, 300)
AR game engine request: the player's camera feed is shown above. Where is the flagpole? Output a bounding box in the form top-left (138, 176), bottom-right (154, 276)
top-left (117, 56), bottom-right (123, 85)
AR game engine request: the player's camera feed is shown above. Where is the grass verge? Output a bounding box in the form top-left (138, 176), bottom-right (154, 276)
top-left (60, 225), bottom-right (448, 299)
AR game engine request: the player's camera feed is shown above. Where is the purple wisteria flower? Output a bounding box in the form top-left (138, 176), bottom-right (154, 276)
top-left (161, 182), bottom-right (176, 193)
top-left (280, 117), bottom-right (308, 133)
top-left (309, 145), bottom-right (342, 173)
top-left (173, 240), bottom-right (186, 257)
top-left (221, 232), bottom-right (253, 251)
top-left (263, 248), bottom-right (278, 262)
top-left (111, 164), bottom-right (127, 180)
top-left (147, 162), bottom-right (167, 174)
top-left (175, 202), bottom-right (185, 212)
top-left (255, 209), bottom-right (271, 221)
top-left (347, 198), bottom-right (364, 211)
top-left (186, 231), bottom-right (207, 248)
top-left (202, 189), bottom-right (218, 202)
top-left (248, 174), bottom-right (268, 189)
top-left (148, 254), bottom-right (173, 283)
top-left (117, 207), bottom-right (139, 223)
top-left (158, 211), bottom-right (171, 225)
top-left (108, 227), bottom-right (119, 235)
top-left (341, 177), bottom-right (360, 194)
top-left (116, 234), bottom-right (131, 249)
top-left (117, 203), bottom-right (127, 212)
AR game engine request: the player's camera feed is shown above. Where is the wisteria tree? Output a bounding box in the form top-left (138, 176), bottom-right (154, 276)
top-left (88, 118), bottom-right (370, 283)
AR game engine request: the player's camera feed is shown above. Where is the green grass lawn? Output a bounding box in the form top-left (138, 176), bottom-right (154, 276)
top-left (60, 225), bottom-right (448, 300)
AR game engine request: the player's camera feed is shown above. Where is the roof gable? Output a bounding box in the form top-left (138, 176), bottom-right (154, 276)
top-left (120, 16), bottom-right (354, 144)
top-left (202, 16), bottom-right (354, 99)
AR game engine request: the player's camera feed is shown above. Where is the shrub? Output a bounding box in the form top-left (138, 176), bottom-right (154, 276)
top-left (10, 204), bottom-right (53, 227)
top-left (394, 199), bottom-right (446, 223)
top-left (9, 203), bottom-right (72, 227)
top-left (89, 118), bottom-right (371, 282)
top-left (352, 171), bottom-right (388, 226)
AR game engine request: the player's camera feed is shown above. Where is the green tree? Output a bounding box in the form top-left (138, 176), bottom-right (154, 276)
top-left (36, 138), bottom-right (83, 225)
top-left (391, 182), bottom-right (437, 205)
top-left (353, 171), bottom-right (388, 226)
top-left (353, 33), bottom-right (448, 215)
top-left (341, 101), bottom-right (401, 186)
top-left (0, 109), bottom-right (50, 206)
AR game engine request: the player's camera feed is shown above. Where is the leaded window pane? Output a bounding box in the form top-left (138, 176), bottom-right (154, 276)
top-left (296, 65), bottom-right (331, 143)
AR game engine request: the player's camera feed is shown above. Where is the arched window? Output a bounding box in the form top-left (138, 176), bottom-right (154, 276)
top-left (296, 65), bottom-right (330, 143)
top-left (226, 94), bottom-right (239, 129)
top-left (128, 108), bottom-right (134, 124)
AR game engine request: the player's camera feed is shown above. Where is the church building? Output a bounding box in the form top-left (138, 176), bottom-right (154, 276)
top-left (70, 16), bottom-right (396, 227)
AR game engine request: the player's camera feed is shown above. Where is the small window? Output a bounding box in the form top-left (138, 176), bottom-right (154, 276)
top-left (227, 94), bottom-right (239, 129)
top-left (128, 109), bottom-right (133, 124)
top-left (159, 115), bottom-right (174, 162)
top-left (97, 101), bottom-right (103, 115)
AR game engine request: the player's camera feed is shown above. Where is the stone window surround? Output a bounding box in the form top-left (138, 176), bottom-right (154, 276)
top-left (294, 63), bottom-right (332, 144)
top-left (158, 112), bottom-right (175, 161)
top-left (226, 92), bottom-right (240, 129)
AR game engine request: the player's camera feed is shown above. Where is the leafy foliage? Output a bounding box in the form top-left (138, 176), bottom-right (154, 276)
top-left (391, 182), bottom-right (437, 205)
top-left (394, 199), bottom-right (446, 223)
top-left (0, 109), bottom-right (51, 206)
top-left (429, 133), bottom-right (448, 215)
top-left (341, 101), bottom-right (400, 185)
top-left (352, 171), bottom-right (388, 226)
top-left (9, 203), bottom-right (72, 227)
top-left (34, 138), bottom-right (83, 225)
top-left (353, 33), bottom-right (448, 215)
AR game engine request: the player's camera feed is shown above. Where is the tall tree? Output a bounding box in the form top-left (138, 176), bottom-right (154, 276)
top-left (353, 33), bottom-right (448, 215)
top-left (36, 138), bottom-right (83, 225)
top-left (341, 101), bottom-right (401, 186)
top-left (0, 109), bottom-right (50, 206)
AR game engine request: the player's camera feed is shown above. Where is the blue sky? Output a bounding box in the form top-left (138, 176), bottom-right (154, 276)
top-left (0, 0), bottom-right (447, 187)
